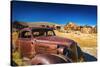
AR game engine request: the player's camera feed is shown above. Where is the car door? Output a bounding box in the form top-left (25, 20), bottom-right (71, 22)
top-left (33, 29), bottom-right (57, 54)
top-left (18, 30), bottom-right (35, 58)
top-left (32, 31), bottom-right (48, 54)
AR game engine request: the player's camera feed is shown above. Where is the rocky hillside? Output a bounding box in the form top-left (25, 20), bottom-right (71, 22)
top-left (64, 22), bottom-right (79, 30)
top-left (64, 22), bottom-right (97, 33)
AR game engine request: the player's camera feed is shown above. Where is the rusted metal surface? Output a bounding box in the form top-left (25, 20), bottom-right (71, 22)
top-left (31, 54), bottom-right (71, 65)
top-left (15, 27), bottom-right (84, 63)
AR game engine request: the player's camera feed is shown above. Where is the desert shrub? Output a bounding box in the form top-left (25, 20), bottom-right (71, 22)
top-left (12, 50), bottom-right (23, 65)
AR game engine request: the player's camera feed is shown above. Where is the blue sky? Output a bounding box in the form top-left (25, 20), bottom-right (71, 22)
top-left (12, 1), bottom-right (97, 26)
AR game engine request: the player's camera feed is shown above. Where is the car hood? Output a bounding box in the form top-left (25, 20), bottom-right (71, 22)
top-left (34, 36), bottom-right (75, 47)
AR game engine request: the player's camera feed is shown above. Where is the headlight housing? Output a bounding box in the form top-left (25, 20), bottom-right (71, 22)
top-left (57, 45), bottom-right (73, 59)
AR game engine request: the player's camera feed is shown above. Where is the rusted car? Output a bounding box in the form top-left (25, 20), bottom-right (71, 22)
top-left (14, 27), bottom-right (84, 65)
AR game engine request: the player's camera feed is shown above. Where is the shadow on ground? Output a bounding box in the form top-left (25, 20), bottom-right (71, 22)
top-left (83, 52), bottom-right (97, 62)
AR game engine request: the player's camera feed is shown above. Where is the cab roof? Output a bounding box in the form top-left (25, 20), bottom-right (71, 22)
top-left (20, 27), bottom-right (54, 31)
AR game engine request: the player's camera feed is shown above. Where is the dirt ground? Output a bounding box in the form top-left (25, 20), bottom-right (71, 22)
top-left (54, 30), bottom-right (97, 58)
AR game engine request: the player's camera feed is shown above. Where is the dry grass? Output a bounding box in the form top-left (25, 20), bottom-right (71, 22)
top-left (54, 30), bottom-right (97, 47)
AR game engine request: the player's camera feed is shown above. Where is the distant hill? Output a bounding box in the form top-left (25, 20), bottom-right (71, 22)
top-left (64, 22), bottom-right (97, 33)
top-left (12, 21), bottom-right (61, 29)
top-left (64, 22), bottom-right (79, 30)
top-left (25, 22), bottom-right (61, 27)
top-left (65, 22), bottom-right (78, 27)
